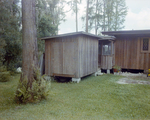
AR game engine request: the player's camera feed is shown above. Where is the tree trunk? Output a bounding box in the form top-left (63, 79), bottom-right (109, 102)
top-left (10, 0), bottom-right (14, 15)
top-left (103, 0), bottom-right (106, 32)
top-left (95, 0), bottom-right (98, 35)
top-left (76, 1), bottom-right (78, 32)
top-left (85, 0), bottom-right (89, 33)
top-left (114, 2), bottom-right (118, 31)
top-left (21, 0), bottom-right (38, 88)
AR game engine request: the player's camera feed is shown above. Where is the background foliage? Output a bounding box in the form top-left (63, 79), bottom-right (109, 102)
top-left (81, 0), bottom-right (128, 34)
top-left (0, 0), bottom-right (66, 71)
top-left (0, 0), bottom-right (22, 71)
top-left (0, 0), bottom-right (127, 71)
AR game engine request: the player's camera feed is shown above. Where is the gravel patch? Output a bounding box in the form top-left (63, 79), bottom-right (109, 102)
top-left (117, 78), bottom-right (150, 85)
top-left (114, 72), bottom-right (147, 77)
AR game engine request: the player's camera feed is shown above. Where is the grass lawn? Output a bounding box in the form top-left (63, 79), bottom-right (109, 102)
top-left (0, 74), bottom-right (150, 120)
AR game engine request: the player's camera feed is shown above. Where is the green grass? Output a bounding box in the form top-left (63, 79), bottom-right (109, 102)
top-left (0, 74), bottom-right (150, 120)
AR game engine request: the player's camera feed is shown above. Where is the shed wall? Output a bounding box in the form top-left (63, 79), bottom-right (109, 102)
top-left (45, 36), bottom-right (78, 77)
top-left (45, 35), bottom-right (98, 78)
top-left (78, 35), bottom-right (98, 77)
top-left (115, 36), bottom-right (150, 70)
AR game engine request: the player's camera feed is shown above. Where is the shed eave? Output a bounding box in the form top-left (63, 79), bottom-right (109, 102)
top-left (101, 30), bottom-right (150, 36)
top-left (99, 36), bottom-right (115, 40)
top-left (41, 31), bottom-right (104, 40)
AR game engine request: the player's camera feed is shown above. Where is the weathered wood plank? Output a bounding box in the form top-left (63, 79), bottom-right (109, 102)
top-left (149, 54), bottom-right (150, 69)
top-left (45, 41), bottom-right (48, 75)
top-left (146, 53), bottom-right (149, 70)
top-left (44, 34), bottom-right (98, 78)
top-left (114, 36), bottom-right (150, 70)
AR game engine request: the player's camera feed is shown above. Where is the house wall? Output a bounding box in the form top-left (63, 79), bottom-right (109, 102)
top-left (115, 36), bottom-right (150, 70)
top-left (45, 35), bottom-right (98, 78)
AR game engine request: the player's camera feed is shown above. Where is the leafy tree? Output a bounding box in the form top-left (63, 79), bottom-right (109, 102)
top-left (82, 0), bottom-right (95, 33)
top-left (82, 0), bottom-right (127, 34)
top-left (0, 0), bottom-right (22, 71)
top-left (36, 0), bottom-right (66, 52)
top-left (68, 0), bottom-right (82, 32)
top-left (0, 38), bottom-right (6, 66)
top-left (15, 0), bottom-right (50, 103)
top-left (111, 0), bottom-right (127, 31)
top-left (16, 0), bottom-right (38, 103)
top-left (85, 0), bottom-right (90, 32)
top-left (100, 0), bottom-right (127, 32)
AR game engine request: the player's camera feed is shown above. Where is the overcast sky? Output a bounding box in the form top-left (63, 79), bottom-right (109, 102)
top-left (58, 0), bottom-right (150, 34)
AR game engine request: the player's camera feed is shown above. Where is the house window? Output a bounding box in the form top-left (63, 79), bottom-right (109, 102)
top-left (143, 38), bottom-right (149, 51)
top-left (102, 41), bottom-right (111, 55)
top-left (98, 43), bottom-right (102, 54)
top-left (141, 38), bottom-right (150, 52)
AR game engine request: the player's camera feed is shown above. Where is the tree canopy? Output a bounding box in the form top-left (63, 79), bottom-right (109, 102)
top-left (0, 0), bottom-right (128, 71)
top-left (82, 0), bottom-right (128, 34)
top-left (0, 0), bottom-right (22, 70)
top-left (0, 0), bottom-right (66, 70)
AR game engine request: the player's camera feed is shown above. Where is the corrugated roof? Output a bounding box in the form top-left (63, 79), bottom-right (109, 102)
top-left (102, 30), bottom-right (150, 36)
top-left (41, 31), bottom-right (115, 40)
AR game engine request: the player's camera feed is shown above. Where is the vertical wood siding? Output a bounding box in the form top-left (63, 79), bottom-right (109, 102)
top-left (78, 35), bottom-right (98, 77)
top-left (45, 36), bottom-right (78, 77)
top-left (98, 41), bottom-right (114, 69)
top-left (100, 55), bottom-right (113, 69)
top-left (45, 35), bottom-right (98, 78)
top-left (115, 36), bottom-right (150, 70)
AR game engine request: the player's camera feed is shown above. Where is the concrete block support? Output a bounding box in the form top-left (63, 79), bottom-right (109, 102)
top-left (95, 69), bottom-right (103, 76)
top-left (72, 78), bottom-right (81, 83)
top-left (107, 69), bottom-right (110, 74)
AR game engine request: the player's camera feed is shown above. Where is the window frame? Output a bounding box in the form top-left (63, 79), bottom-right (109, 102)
top-left (141, 37), bottom-right (150, 53)
top-left (102, 41), bottom-right (112, 55)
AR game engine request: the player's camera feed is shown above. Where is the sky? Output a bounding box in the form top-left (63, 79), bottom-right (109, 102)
top-left (58, 0), bottom-right (150, 34)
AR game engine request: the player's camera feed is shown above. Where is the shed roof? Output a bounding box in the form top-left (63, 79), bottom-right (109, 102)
top-left (41, 31), bottom-right (115, 40)
top-left (102, 30), bottom-right (150, 36)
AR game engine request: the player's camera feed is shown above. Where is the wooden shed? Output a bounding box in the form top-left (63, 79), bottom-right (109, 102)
top-left (42, 32), bottom-right (104, 82)
top-left (102, 30), bottom-right (150, 70)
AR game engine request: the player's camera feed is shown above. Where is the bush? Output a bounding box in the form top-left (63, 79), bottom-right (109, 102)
top-left (0, 71), bottom-right (11, 82)
top-left (15, 68), bottom-right (51, 103)
top-left (0, 66), bottom-right (7, 72)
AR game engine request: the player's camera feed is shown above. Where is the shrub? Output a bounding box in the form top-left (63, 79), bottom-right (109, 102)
top-left (15, 68), bottom-right (51, 103)
top-left (0, 66), bottom-right (7, 72)
top-left (112, 65), bottom-right (121, 71)
top-left (0, 71), bottom-right (11, 82)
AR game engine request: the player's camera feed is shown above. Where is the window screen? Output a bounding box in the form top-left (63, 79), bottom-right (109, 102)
top-left (102, 42), bottom-right (111, 55)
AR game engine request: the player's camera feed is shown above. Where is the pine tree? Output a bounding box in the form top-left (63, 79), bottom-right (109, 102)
top-left (15, 0), bottom-right (51, 103)
top-left (111, 0), bottom-right (127, 31)
top-left (82, 0), bottom-right (127, 34)
top-left (85, 0), bottom-right (89, 32)
top-left (69, 0), bottom-right (82, 32)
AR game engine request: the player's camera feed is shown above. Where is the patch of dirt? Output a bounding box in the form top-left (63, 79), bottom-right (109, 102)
top-left (117, 78), bottom-right (150, 85)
